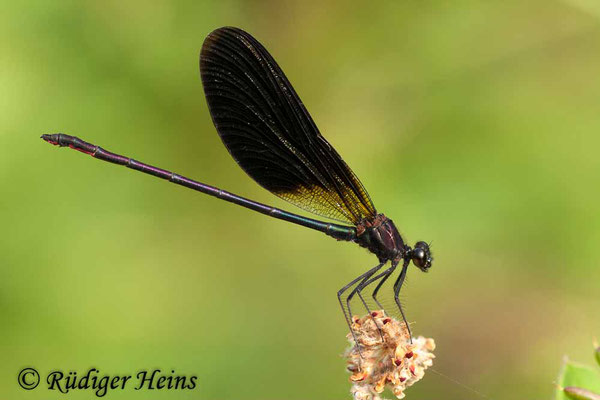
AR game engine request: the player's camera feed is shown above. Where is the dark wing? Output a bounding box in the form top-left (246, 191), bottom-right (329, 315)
top-left (200, 27), bottom-right (376, 224)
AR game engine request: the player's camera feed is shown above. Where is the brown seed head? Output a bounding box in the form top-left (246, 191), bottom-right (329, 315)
top-left (344, 310), bottom-right (435, 400)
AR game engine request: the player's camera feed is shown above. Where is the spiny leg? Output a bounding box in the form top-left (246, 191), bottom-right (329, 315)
top-left (393, 259), bottom-right (412, 342)
top-left (337, 267), bottom-right (376, 356)
top-left (350, 262), bottom-right (388, 342)
top-left (345, 263), bottom-right (385, 322)
top-left (356, 261), bottom-right (398, 342)
top-left (338, 262), bottom-right (384, 356)
top-left (361, 260), bottom-right (399, 311)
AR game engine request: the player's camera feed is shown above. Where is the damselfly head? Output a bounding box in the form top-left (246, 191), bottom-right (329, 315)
top-left (411, 241), bottom-right (432, 272)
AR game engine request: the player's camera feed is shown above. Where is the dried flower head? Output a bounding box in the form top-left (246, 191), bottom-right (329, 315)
top-left (345, 310), bottom-right (435, 400)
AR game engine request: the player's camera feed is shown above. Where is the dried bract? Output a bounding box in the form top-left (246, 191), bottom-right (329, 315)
top-left (345, 311), bottom-right (435, 400)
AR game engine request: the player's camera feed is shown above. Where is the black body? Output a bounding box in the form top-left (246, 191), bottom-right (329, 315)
top-left (42, 26), bottom-right (433, 346)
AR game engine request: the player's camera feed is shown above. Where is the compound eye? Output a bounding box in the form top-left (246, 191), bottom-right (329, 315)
top-left (412, 248), bottom-right (426, 267)
top-left (415, 241), bottom-right (430, 251)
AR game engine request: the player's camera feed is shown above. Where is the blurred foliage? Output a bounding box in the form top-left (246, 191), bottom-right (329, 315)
top-left (2, 1), bottom-right (600, 399)
top-left (557, 355), bottom-right (600, 400)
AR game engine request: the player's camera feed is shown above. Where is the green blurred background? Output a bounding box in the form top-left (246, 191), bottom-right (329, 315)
top-left (2, 1), bottom-right (600, 399)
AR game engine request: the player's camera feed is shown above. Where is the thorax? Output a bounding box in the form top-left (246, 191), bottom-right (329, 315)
top-left (355, 214), bottom-right (406, 262)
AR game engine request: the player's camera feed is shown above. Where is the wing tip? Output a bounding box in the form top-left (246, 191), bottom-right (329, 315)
top-left (200, 26), bottom-right (250, 69)
top-left (204, 26), bottom-right (247, 47)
